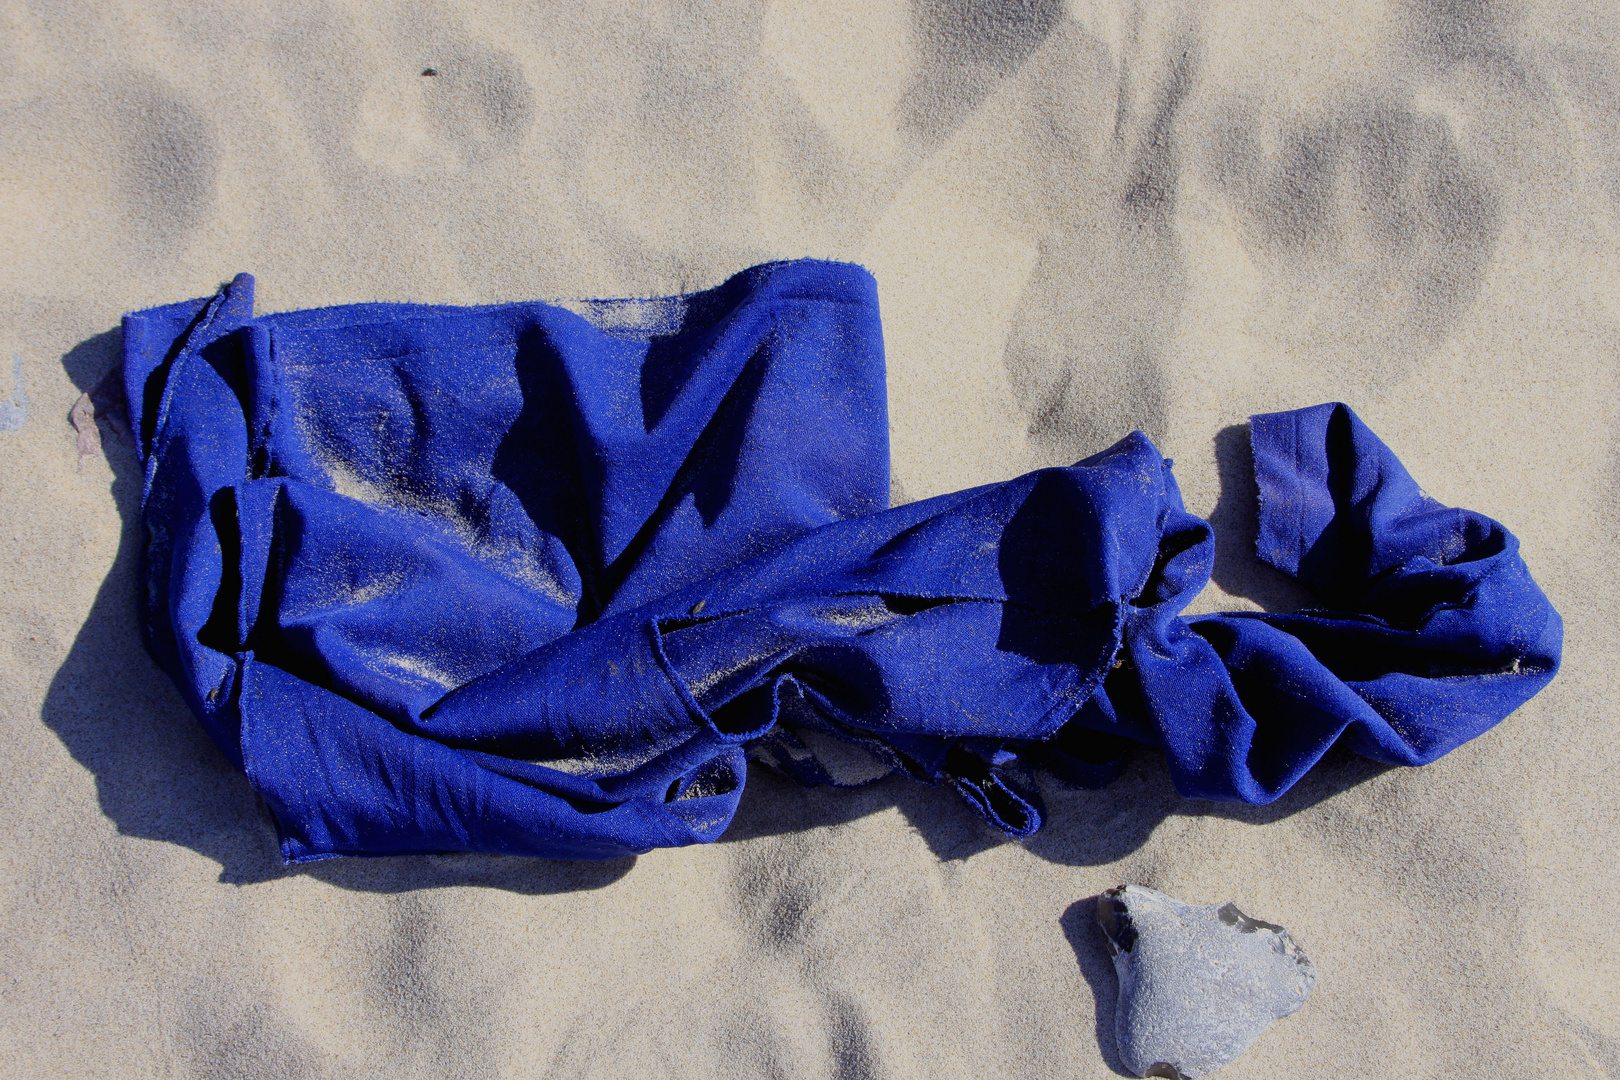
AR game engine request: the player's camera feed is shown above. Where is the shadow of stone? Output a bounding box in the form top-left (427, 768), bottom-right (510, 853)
top-left (41, 327), bottom-right (633, 895)
top-left (1062, 896), bottom-right (1132, 1077)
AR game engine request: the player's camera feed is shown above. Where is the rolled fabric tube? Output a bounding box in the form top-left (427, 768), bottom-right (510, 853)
top-left (122, 262), bottom-right (1561, 861)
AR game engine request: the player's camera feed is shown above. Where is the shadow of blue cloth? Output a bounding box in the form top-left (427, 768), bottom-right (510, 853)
top-left (122, 260), bottom-right (1561, 863)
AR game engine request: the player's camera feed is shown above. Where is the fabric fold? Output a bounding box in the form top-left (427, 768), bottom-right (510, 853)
top-left (1067, 402), bottom-right (1563, 803)
top-left (123, 263), bottom-right (1561, 861)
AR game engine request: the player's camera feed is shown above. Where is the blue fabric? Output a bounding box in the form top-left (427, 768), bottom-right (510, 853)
top-left (122, 260), bottom-right (1561, 862)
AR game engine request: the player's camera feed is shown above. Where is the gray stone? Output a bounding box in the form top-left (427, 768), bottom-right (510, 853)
top-left (1094, 885), bottom-right (1316, 1079)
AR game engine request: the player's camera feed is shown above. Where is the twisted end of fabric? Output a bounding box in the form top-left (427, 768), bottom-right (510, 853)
top-left (1058, 402), bottom-right (1561, 805)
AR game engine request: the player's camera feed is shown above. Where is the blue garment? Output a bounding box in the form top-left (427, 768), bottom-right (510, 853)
top-left (122, 261), bottom-right (1561, 861)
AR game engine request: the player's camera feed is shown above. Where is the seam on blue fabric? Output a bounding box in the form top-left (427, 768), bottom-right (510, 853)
top-left (1120, 459), bottom-right (1182, 610)
top-left (1016, 602), bottom-right (1127, 744)
top-left (1292, 409), bottom-right (1307, 570)
top-left (231, 654), bottom-right (300, 865)
top-left (645, 616), bottom-right (751, 742)
top-left (256, 266), bottom-right (874, 349)
top-left (139, 283), bottom-right (241, 509)
top-left (246, 323), bottom-right (275, 478)
top-left (1248, 415), bottom-right (1271, 569)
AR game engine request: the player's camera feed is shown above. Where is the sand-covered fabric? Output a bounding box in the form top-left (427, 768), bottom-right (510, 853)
top-left (1, 1), bottom-right (1616, 1076)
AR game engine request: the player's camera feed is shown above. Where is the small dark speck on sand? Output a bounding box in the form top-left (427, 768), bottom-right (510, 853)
top-left (421, 68), bottom-right (437, 77)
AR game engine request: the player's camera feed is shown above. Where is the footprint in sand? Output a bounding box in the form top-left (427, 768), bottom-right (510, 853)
top-left (419, 46), bottom-right (536, 163)
top-left (112, 78), bottom-right (219, 257)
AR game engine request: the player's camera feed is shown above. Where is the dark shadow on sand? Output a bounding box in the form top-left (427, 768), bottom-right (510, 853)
top-left (1062, 896), bottom-right (1131, 1077)
top-left (719, 762), bottom-right (1014, 864)
top-left (41, 326), bottom-right (633, 895)
top-left (722, 734), bottom-right (1388, 870)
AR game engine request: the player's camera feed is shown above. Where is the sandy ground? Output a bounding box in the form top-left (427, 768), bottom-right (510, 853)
top-left (2, 1), bottom-right (1617, 1076)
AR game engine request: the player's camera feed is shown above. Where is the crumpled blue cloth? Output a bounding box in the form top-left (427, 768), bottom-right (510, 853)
top-left (122, 260), bottom-right (1561, 862)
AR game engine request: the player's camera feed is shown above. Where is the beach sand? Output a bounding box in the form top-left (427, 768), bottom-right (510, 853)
top-left (1, 1), bottom-right (1616, 1075)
